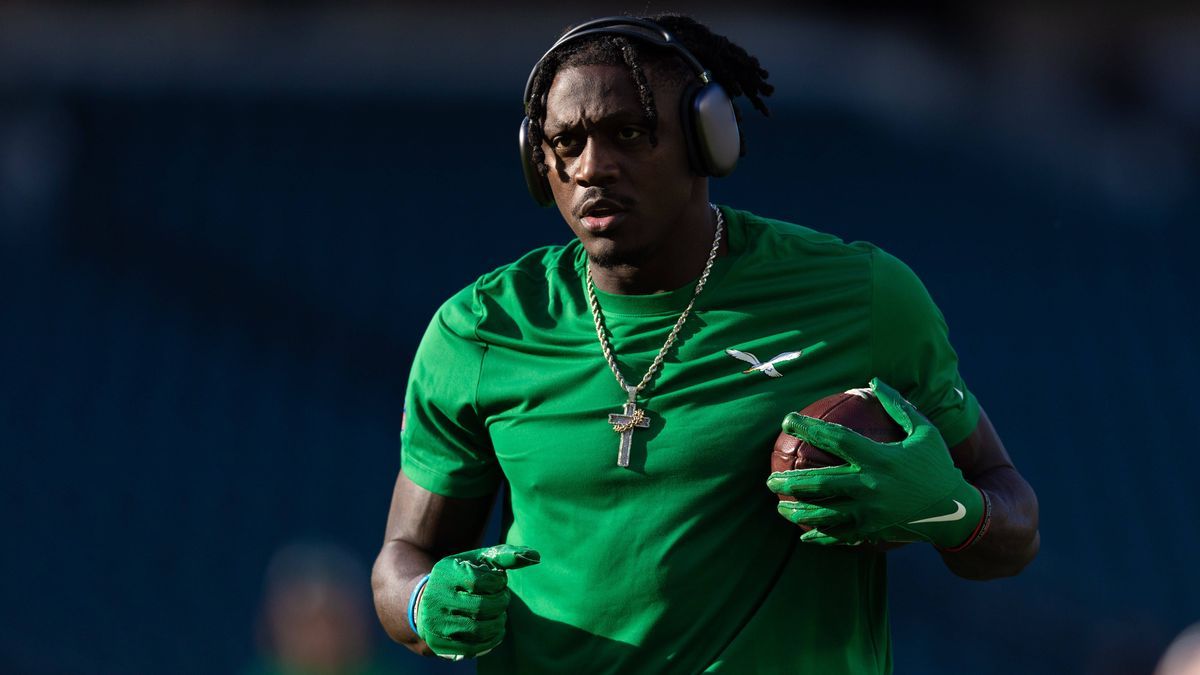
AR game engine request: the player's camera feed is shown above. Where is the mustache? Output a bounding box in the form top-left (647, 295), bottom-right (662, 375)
top-left (574, 188), bottom-right (632, 218)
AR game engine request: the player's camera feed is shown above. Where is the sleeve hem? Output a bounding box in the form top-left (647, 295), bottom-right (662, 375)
top-left (401, 453), bottom-right (500, 499)
top-left (938, 388), bottom-right (981, 448)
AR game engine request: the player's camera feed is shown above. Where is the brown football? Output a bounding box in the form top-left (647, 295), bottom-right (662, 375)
top-left (771, 387), bottom-right (906, 509)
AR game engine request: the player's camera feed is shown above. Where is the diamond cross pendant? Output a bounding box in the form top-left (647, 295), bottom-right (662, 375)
top-left (608, 399), bottom-right (650, 467)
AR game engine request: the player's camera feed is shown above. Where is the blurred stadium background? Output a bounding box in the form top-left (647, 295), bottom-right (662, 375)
top-left (1, 2), bottom-right (1197, 673)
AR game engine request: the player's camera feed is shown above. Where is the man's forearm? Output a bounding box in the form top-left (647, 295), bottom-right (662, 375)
top-left (940, 466), bottom-right (1039, 579)
top-left (372, 539), bottom-right (436, 655)
top-left (372, 472), bottom-right (498, 655)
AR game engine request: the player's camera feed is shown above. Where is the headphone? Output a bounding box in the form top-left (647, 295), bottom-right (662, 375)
top-left (519, 16), bottom-right (743, 207)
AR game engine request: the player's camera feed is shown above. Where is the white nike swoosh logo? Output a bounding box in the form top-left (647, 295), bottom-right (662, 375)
top-left (908, 499), bottom-right (966, 524)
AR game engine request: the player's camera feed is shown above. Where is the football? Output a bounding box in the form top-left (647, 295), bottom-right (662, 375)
top-left (771, 387), bottom-right (906, 505)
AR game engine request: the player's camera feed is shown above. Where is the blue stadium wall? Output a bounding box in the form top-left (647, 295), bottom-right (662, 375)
top-left (1, 84), bottom-right (1197, 674)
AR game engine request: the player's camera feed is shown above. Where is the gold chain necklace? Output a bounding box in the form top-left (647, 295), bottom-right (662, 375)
top-left (586, 203), bottom-right (724, 467)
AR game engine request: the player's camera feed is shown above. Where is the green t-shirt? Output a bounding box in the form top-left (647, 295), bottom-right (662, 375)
top-left (401, 206), bottom-right (979, 674)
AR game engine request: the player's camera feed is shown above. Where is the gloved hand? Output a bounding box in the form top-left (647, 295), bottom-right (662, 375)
top-left (766, 378), bottom-right (983, 548)
top-left (414, 544), bottom-right (540, 661)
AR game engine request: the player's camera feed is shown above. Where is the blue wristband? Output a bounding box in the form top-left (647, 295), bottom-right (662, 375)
top-left (407, 574), bottom-right (431, 636)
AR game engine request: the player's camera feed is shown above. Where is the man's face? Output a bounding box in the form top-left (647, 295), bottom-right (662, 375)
top-left (541, 63), bottom-right (704, 268)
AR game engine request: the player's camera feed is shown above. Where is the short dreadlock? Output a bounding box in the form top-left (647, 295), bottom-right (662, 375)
top-left (524, 14), bottom-right (774, 179)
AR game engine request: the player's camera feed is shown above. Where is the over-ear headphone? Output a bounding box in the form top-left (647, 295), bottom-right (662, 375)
top-left (519, 16), bottom-right (742, 207)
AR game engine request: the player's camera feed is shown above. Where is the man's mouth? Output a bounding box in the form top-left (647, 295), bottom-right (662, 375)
top-left (578, 197), bottom-right (629, 233)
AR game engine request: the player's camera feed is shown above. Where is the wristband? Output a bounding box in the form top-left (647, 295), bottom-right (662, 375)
top-left (407, 573), bottom-right (431, 635)
top-left (940, 487), bottom-right (992, 553)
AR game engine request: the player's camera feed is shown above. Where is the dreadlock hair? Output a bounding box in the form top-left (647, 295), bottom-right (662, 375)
top-left (524, 13), bottom-right (774, 179)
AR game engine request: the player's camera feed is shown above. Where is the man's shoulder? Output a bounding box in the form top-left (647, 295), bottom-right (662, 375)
top-left (724, 207), bottom-right (931, 299)
top-left (729, 207), bottom-right (880, 261)
top-left (434, 242), bottom-right (579, 331)
top-left (473, 242), bottom-right (578, 293)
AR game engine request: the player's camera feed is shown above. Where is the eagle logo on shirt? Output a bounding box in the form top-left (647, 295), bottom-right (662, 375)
top-left (725, 349), bottom-right (803, 378)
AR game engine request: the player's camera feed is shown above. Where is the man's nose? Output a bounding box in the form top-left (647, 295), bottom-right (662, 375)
top-left (573, 138), bottom-right (618, 187)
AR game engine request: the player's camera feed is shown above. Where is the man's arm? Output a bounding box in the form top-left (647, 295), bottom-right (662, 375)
top-left (370, 471), bottom-right (496, 655)
top-left (941, 408), bottom-right (1039, 580)
top-left (769, 380), bottom-right (1040, 579)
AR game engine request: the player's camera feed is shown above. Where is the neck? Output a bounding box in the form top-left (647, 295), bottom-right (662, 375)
top-left (587, 201), bottom-right (728, 295)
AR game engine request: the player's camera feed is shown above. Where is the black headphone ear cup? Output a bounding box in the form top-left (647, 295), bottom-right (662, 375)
top-left (688, 82), bottom-right (741, 177)
top-left (677, 82), bottom-right (707, 176)
top-left (519, 117), bottom-right (555, 207)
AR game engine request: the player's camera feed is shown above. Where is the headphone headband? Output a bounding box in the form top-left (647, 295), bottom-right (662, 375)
top-left (522, 17), bottom-right (712, 106)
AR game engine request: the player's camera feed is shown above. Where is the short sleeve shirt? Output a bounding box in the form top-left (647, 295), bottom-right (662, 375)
top-left (401, 206), bottom-right (979, 674)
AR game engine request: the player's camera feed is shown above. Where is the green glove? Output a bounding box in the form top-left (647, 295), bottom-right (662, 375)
top-left (415, 544), bottom-right (540, 661)
top-left (766, 378), bottom-right (983, 548)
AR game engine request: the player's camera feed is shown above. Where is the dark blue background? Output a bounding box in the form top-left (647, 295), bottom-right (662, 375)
top-left (2, 6), bottom-right (1198, 674)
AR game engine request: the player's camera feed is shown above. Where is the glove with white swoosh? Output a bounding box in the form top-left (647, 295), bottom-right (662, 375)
top-left (766, 378), bottom-right (985, 548)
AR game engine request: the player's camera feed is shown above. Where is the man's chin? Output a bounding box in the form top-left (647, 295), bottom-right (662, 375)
top-left (587, 245), bottom-right (652, 269)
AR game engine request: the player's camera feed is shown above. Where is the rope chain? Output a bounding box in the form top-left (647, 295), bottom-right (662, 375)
top-left (587, 203), bottom-right (725, 404)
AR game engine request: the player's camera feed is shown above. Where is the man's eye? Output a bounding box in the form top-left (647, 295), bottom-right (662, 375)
top-left (618, 127), bottom-right (645, 141)
top-left (551, 135), bottom-right (579, 151)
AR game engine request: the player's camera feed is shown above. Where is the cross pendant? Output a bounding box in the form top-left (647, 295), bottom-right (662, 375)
top-left (608, 401), bottom-right (651, 467)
